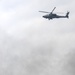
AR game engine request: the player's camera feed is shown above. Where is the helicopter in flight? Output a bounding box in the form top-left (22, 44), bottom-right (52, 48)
top-left (39, 7), bottom-right (69, 20)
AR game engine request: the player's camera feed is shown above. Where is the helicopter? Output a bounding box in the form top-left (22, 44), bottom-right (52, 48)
top-left (39, 7), bottom-right (69, 20)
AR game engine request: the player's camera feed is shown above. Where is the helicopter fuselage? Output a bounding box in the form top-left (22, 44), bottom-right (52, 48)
top-left (43, 13), bottom-right (68, 20)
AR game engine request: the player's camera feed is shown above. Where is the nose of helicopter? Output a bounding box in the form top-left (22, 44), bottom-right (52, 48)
top-left (43, 16), bottom-right (45, 18)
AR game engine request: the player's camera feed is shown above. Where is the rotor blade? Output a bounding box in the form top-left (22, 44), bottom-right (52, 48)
top-left (39, 11), bottom-right (64, 14)
top-left (39, 11), bottom-right (50, 13)
top-left (51, 7), bottom-right (56, 13)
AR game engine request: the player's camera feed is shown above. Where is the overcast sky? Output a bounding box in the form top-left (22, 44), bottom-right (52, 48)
top-left (0, 0), bottom-right (75, 75)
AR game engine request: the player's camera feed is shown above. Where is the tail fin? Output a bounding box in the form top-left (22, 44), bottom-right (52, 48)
top-left (66, 11), bottom-right (69, 18)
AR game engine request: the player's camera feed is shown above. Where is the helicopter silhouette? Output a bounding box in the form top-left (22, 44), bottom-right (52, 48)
top-left (39, 7), bottom-right (69, 20)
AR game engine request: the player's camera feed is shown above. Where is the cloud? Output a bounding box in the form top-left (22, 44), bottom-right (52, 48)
top-left (0, 0), bottom-right (75, 75)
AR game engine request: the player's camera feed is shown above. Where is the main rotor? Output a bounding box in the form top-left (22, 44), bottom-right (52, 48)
top-left (39, 7), bottom-right (56, 14)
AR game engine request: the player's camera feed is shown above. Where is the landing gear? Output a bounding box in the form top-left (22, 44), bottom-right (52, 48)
top-left (48, 18), bottom-right (50, 20)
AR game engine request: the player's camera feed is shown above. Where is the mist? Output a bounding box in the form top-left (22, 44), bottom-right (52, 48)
top-left (0, 0), bottom-right (75, 75)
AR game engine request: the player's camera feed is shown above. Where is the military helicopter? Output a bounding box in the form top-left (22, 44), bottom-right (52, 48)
top-left (39, 7), bottom-right (69, 20)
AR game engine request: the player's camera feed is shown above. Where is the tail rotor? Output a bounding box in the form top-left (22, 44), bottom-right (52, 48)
top-left (66, 11), bottom-right (70, 18)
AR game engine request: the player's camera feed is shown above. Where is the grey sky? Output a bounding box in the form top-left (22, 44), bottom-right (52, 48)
top-left (0, 0), bottom-right (75, 75)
